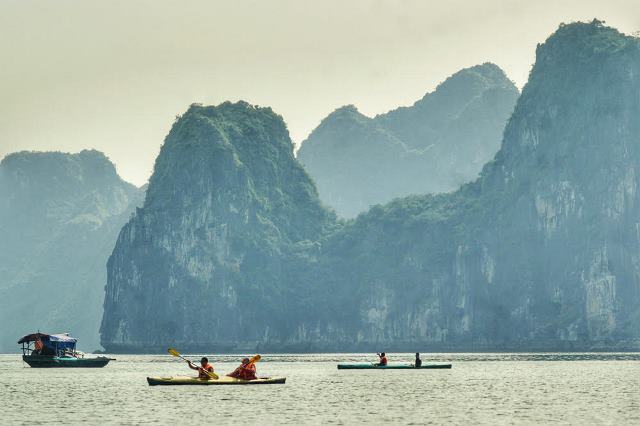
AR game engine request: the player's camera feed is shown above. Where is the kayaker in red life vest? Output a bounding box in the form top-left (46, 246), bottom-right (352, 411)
top-left (188, 357), bottom-right (214, 379)
top-left (377, 352), bottom-right (388, 366)
top-left (228, 357), bottom-right (258, 380)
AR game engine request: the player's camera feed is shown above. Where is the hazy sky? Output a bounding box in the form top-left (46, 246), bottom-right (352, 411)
top-left (1, 0), bottom-right (639, 185)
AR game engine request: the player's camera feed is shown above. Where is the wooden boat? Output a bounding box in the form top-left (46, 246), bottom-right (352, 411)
top-left (22, 353), bottom-right (112, 368)
top-left (337, 363), bottom-right (452, 370)
top-left (147, 376), bottom-right (286, 386)
top-left (18, 332), bottom-right (114, 368)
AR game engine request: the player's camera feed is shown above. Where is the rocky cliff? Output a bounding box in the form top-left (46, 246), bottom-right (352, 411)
top-left (101, 21), bottom-right (640, 352)
top-left (0, 150), bottom-right (142, 352)
top-left (297, 63), bottom-right (519, 218)
top-left (304, 20), bottom-right (640, 351)
top-left (100, 102), bottom-right (336, 352)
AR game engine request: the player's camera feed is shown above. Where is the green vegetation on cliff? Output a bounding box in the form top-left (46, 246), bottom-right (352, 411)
top-left (102, 21), bottom-right (640, 352)
top-left (101, 101), bottom-right (336, 351)
top-left (306, 20), bottom-right (640, 349)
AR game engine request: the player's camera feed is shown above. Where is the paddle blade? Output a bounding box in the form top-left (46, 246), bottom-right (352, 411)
top-left (204, 369), bottom-right (219, 380)
top-left (248, 354), bottom-right (261, 365)
top-left (168, 348), bottom-right (181, 357)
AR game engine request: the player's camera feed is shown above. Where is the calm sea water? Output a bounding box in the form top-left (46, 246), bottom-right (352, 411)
top-left (2, 353), bottom-right (639, 424)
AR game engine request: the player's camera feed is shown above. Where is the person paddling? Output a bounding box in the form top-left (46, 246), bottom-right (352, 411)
top-left (188, 356), bottom-right (215, 379)
top-left (377, 352), bottom-right (388, 366)
top-left (228, 357), bottom-right (258, 380)
top-left (414, 352), bottom-right (422, 368)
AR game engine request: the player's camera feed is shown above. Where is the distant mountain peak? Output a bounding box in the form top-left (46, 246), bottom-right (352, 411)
top-left (167, 100), bottom-right (292, 157)
top-left (427, 62), bottom-right (515, 97)
top-left (0, 149), bottom-right (132, 192)
top-left (2, 149), bottom-right (113, 171)
top-left (489, 19), bottom-right (640, 177)
top-left (0, 149), bottom-right (143, 352)
top-left (298, 63), bottom-right (519, 217)
top-left (544, 19), bottom-right (633, 52)
top-left (317, 104), bottom-right (369, 127)
top-left (331, 104), bottom-right (362, 115)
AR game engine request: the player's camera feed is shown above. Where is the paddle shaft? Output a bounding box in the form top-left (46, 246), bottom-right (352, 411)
top-left (175, 353), bottom-right (190, 363)
top-left (186, 360), bottom-right (218, 379)
top-left (168, 348), bottom-right (218, 379)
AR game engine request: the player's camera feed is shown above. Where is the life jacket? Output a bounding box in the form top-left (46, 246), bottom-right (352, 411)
top-left (34, 339), bottom-right (43, 352)
top-left (199, 363), bottom-right (214, 379)
top-left (379, 356), bottom-right (388, 365)
top-left (242, 363), bottom-right (257, 380)
top-left (231, 363), bottom-right (257, 380)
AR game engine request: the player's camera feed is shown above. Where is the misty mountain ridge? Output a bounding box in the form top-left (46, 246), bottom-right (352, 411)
top-left (298, 62), bottom-right (519, 218)
top-left (0, 150), bottom-right (143, 352)
top-left (101, 21), bottom-right (640, 352)
top-left (306, 20), bottom-right (640, 349)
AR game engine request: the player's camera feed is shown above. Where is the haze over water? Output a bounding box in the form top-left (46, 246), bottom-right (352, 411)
top-left (3, 353), bottom-right (639, 424)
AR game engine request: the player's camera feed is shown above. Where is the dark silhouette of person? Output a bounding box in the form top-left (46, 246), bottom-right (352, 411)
top-left (377, 352), bottom-right (388, 366)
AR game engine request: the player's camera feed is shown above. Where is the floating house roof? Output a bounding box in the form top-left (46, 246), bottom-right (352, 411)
top-left (18, 333), bottom-right (78, 344)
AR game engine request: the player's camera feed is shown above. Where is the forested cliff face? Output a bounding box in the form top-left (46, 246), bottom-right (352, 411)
top-left (297, 63), bottom-right (519, 218)
top-left (0, 150), bottom-right (142, 352)
top-left (307, 21), bottom-right (640, 350)
top-left (102, 21), bottom-right (640, 352)
top-left (100, 102), bottom-right (336, 352)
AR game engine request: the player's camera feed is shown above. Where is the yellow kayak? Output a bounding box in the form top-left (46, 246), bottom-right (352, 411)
top-left (147, 376), bottom-right (286, 386)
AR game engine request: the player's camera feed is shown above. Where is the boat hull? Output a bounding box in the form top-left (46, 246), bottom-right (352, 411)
top-left (337, 363), bottom-right (452, 370)
top-left (147, 376), bottom-right (286, 386)
top-left (22, 354), bottom-right (112, 368)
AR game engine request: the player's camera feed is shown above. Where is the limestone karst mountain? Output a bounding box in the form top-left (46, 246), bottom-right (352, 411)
top-left (101, 21), bottom-right (640, 352)
top-left (297, 63), bottom-right (519, 218)
top-left (0, 150), bottom-right (142, 352)
top-left (305, 20), bottom-right (640, 350)
top-left (100, 102), bottom-right (336, 352)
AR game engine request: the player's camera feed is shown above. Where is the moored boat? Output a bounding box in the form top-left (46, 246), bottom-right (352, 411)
top-left (147, 376), bottom-right (287, 386)
top-left (337, 363), bottom-right (452, 370)
top-left (18, 332), bottom-right (113, 368)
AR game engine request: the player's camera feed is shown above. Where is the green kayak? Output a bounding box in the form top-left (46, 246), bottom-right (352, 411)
top-left (337, 363), bottom-right (452, 370)
top-left (147, 376), bottom-right (286, 386)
